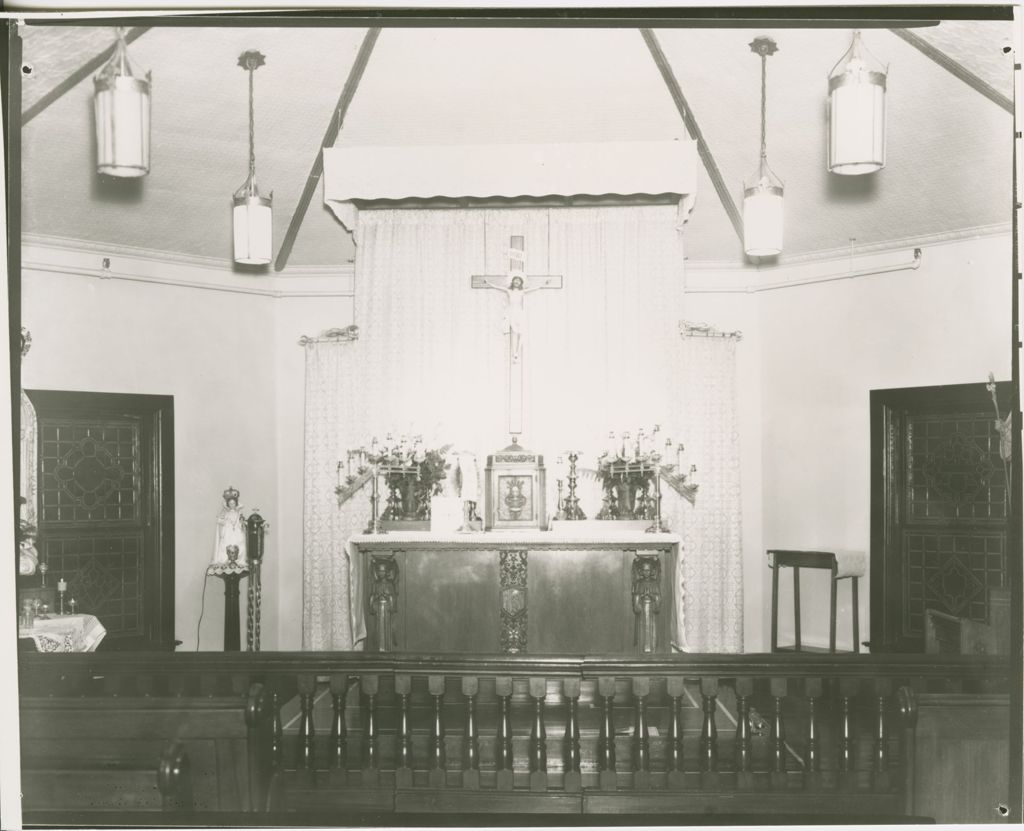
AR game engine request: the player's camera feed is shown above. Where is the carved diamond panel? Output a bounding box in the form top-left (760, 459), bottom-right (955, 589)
top-left (41, 535), bottom-right (143, 637)
top-left (902, 530), bottom-right (1005, 635)
top-left (907, 414), bottom-right (1007, 522)
top-left (39, 421), bottom-right (140, 524)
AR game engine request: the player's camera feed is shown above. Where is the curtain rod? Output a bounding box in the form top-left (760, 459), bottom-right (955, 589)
top-left (298, 326), bottom-right (359, 346)
top-left (680, 321), bottom-right (743, 340)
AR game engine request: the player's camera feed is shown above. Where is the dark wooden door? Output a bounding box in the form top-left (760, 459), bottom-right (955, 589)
top-left (871, 382), bottom-right (1011, 652)
top-left (26, 391), bottom-right (174, 650)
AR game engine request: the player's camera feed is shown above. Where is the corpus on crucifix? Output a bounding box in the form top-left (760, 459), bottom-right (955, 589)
top-left (472, 235), bottom-right (562, 435)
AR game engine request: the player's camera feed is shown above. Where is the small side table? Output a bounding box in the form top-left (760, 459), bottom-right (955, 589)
top-left (207, 562), bottom-right (249, 651)
top-left (768, 549), bottom-right (865, 653)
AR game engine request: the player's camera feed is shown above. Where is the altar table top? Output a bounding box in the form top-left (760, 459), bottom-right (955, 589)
top-left (19, 614), bottom-right (106, 653)
top-left (347, 529), bottom-right (682, 549)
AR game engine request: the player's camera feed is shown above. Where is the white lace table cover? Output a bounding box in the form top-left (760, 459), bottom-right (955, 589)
top-left (206, 562), bottom-right (250, 577)
top-left (767, 550), bottom-right (866, 579)
top-left (19, 614), bottom-right (106, 652)
top-left (347, 529), bottom-right (683, 650)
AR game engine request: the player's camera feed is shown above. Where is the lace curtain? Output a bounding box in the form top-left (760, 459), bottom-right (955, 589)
top-left (664, 335), bottom-right (744, 652)
top-left (302, 205), bottom-right (741, 651)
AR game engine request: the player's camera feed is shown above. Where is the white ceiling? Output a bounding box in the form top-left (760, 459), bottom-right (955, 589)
top-left (19, 19), bottom-right (1014, 270)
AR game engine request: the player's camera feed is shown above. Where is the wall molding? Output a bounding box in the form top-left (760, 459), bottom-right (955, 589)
top-left (685, 222), bottom-right (1011, 272)
top-left (21, 234), bottom-right (354, 298)
top-left (685, 227), bottom-right (1011, 293)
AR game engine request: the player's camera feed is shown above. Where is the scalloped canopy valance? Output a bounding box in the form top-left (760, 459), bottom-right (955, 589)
top-left (323, 140), bottom-right (699, 231)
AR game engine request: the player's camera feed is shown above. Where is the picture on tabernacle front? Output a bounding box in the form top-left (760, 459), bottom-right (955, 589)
top-left (497, 475), bottom-right (533, 523)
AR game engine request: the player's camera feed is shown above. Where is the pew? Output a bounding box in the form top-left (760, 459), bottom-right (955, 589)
top-left (18, 676), bottom-right (278, 823)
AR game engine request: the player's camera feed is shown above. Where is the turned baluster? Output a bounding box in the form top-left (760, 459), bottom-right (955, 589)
top-left (328, 674), bottom-right (348, 786)
top-left (666, 676), bottom-right (686, 789)
top-left (734, 677), bottom-right (755, 789)
top-left (699, 677), bottom-right (719, 787)
top-left (361, 674), bottom-right (380, 787)
top-left (462, 676), bottom-right (480, 789)
top-left (804, 677), bottom-right (823, 791)
top-left (769, 678), bottom-right (788, 789)
top-left (296, 673), bottom-right (316, 780)
top-left (838, 677), bottom-right (860, 792)
top-left (395, 674), bottom-right (413, 788)
top-left (597, 676), bottom-right (617, 791)
top-left (270, 690), bottom-right (284, 769)
top-left (873, 678), bottom-right (892, 791)
top-left (528, 677), bottom-right (547, 792)
top-left (495, 676), bottom-right (514, 791)
top-left (896, 686), bottom-right (918, 816)
top-left (562, 677), bottom-right (581, 793)
top-left (428, 675), bottom-right (446, 788)
top-left (632, 676), bottom-right (651, 790)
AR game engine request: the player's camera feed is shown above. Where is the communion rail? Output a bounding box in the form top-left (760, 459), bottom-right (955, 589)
top-left (18, 651), bottom-right (1010, 824)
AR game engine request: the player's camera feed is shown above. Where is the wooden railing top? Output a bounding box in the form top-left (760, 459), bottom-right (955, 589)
top-left (17, 650), bottom-right (1012, 681)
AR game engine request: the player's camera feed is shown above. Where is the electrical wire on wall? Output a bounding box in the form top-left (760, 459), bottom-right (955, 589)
top-left (195, 573), bottom-right (210, 651)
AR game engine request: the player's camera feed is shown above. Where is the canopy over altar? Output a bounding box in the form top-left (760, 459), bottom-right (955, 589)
top-left (323, 140), bottom-right (699, 231)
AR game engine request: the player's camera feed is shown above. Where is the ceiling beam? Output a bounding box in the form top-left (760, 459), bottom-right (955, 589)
top-left (889, 27), bottom-right (1013, 115)
top-left (274, 27), bottom-right (380, 272)
top-left (640, 28), bottom-right (743, 242)
top-left (22, 27), bottom-right (151, 125)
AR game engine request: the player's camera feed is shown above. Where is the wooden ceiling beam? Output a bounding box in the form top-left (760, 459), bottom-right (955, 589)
top-left (890, 27), bottom-right (1013, 115)
top-left (22, 27), bottom-right (152, 125)
top-left (274, 27), bottom-right (380, 273)
top-left (640, 28), bottom-right (744, 242)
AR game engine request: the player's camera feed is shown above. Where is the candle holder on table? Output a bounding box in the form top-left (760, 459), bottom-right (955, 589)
top-left (562, 451), bottom-right (586, 521)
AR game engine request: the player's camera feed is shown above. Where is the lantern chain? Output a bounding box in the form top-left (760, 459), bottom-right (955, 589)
top-left (759, 52), bottom-right (767, 160)
top-left (247, 60), bottom-right (256, 182)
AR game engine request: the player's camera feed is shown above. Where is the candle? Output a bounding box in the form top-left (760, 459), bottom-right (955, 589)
top-left (58, 578), bottom-right (67, 592)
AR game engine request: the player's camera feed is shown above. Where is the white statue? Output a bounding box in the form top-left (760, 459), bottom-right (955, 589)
top-left (478, 273), bottom-right (555, 363)
top-left (213, 487), bottom-right (246, 564)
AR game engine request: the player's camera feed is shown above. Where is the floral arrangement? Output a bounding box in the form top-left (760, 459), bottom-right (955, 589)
top-left (335, 435), bottom-right (450, 520)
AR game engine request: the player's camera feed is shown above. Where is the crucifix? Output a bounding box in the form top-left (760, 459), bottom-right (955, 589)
top-left (472, 235), bottom-right (562, 436)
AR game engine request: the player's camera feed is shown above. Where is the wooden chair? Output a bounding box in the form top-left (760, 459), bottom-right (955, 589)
top-left (768, 549), bottom-right (863, 653)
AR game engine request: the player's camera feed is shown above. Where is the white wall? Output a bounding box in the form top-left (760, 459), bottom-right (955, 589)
top-left (19, 232), bottom-right (1013, 655)
top-left (758, 234), bottom-right (1012, 651)
top-left (21, 260), bottom-right (279, 651)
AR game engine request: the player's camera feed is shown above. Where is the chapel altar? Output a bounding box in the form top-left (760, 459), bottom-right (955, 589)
top-left (300, 139), bottom-right (745, 656)
top-left (348, 529), bottom-right (681, 655)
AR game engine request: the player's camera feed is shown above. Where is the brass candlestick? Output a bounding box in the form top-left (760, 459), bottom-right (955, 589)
top-left (562, 452), bottom-right (586, 520)
top-left (366, 462), bottom-right (386, 535)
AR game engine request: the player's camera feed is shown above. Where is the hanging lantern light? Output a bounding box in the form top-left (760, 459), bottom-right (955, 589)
top-left (233, 50), bottom-right (273, 266)
top-left (743, 36), bottom-right (784, 258)
top-left (828, 31), bottom-right (888, 175)
top-left (93, 27), bottom-right (151, 177)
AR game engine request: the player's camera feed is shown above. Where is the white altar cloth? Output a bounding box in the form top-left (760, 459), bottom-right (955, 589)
top-left (346, 529), bottom-right (684, 650)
